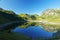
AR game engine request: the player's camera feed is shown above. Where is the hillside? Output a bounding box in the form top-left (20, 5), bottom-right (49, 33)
top-left (0, 8), bottom-right (26, 25)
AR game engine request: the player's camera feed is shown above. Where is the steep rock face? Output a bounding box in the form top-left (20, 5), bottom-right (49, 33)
top-left (40, 8), bottom-right (60, 32)
top-left (41, 8), bottom-right (60, 19)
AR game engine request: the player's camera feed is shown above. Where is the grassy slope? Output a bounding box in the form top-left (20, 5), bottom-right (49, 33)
top-left (0, 31), bottom-right (31, 40)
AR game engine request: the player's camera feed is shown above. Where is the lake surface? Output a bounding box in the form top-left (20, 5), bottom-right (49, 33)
top-left (12, 22), bottom-right (54, 39)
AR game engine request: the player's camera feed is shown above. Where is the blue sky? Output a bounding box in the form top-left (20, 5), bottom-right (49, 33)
top-left (0, 0), bottom-right (60, 14)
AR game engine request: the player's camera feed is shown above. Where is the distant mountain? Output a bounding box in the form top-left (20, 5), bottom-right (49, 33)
top-left (40, 8), bottom-right (60, 32)
top-left (41, 8), bottom-right (60, 20)
top-left (0, 8), bottom-right (3, 10)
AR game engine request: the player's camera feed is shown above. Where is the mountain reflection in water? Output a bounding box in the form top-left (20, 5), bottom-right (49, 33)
top-left (12, 22), bottom-right (54, 39)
